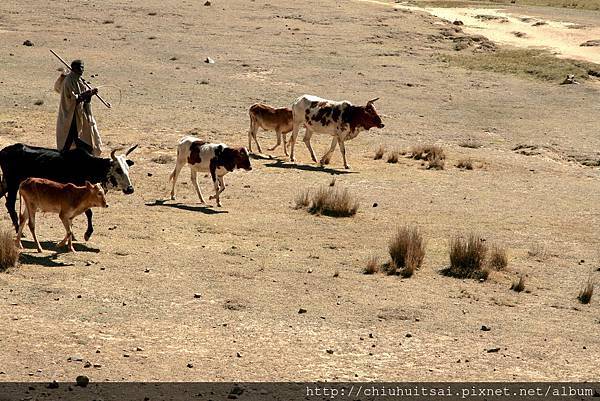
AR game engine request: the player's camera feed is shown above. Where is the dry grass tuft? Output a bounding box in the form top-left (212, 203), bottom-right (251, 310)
top-left (363, 255), bottom-right (380, 275)
top-left (488, 245), bottom-right (508, 270)
top-left (409, 144), bottom-right (446, 170)
top-left (151, 154), bottom-right (174, 164)
top-left (296, 185), bottom-right (359, 217)
top-left (0, 228), bottom-right (19, 272)
top-left (511, 275), bottom-right (526, 292)
top-left (578, 279), bottom-right (594, 304)
top-left (294, 189), bottom-right (311, 209)
top-left (388, 226), bottom-right (425, 278)
top-left (374, 145), bottom-right (385, 160)
top-left (443, 233), bottom-right (489, 280)
top-left (387, 150), bottom-right (399, 164)
top-left (456, 159), bottom-right (473, 170)
top-left (528, 243), bottom-right (549, 261)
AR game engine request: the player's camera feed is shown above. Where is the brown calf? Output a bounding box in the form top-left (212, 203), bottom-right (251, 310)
top-left (17, 178), bottom-right (108, 253)
top-left (248, 103), bottom-right (293, 155)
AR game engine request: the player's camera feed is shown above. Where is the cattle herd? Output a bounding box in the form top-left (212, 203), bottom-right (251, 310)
top-left (0, 94), bottom-right (384, 252)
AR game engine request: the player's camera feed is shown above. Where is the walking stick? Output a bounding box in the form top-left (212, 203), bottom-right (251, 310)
top-left (50, 49), bottom-right (112, 109)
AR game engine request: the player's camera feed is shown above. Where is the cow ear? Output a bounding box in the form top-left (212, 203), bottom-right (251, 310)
top-left (85, 181), bottom-right (93, 189)
top-left (126, 159), bottom-right (134, 166)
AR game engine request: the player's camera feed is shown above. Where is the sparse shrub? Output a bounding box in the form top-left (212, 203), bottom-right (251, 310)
top-left (511, 275), bottom-right (526, 292)
top-left (387, 150), bottom-right (399, 164)
top-left (409, 144), bottom-right (446, 169)
top-left (459, 139), bottom-right (482, 149)
top-left (388, 226), bottom-right (425, 278)
top-left (578, 279), bottom-right (594, 304)
top-left (33, 99), bottom-right (44, 106)
top-left (528, 243), bottom-right (549, 261)
top-left (151, 154), bottom-right (174, 164)
top-left (296, 184), bottom-right (358, 217)
top-left (0, 228), bottom-right (19, 272)
top-left (427, 154), bottom-right (445, 170)
top-left (363, 255), bottom-right (380, 275)
top-left (456, 159), bottom-right (473, 170)
top-left (488, 245), bottom-right (508, 270)
top-left (295, 189), bottom-right (311, 209)
top-left (443, 233), bottom-right (489, 280)
top-left (374, 145), bottom-right (385, 160)
top-left (308, 186), bottom-right (358, 217)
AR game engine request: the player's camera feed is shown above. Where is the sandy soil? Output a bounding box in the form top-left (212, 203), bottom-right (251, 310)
top-left (0, 0), bottom-right (599, 382)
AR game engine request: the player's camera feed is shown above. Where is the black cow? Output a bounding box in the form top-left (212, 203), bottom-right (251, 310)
top-left (0, 143), bottom-right (138, 241)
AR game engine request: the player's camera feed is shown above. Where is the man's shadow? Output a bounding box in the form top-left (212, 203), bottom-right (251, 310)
top-left (145, 199), bottom-right (228, 214)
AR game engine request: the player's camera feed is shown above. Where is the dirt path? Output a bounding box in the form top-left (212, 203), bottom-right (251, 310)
top-left (358, 0), bottom-right (600, 63)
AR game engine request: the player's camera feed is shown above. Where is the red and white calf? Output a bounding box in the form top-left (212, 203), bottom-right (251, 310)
top-left (289, 95), bottom-right (385, 169)
top-left (248, 103), bottom-right (293, 155)
top-left (169, 136), bottom-right (252, 207)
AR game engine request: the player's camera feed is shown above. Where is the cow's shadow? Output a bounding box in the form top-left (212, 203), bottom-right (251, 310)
top-left (145, 199), bottom-right (228, 214)
top-left (249, 153), bottom-right (275, 161)
top-left (263, 160), bottom-right (356, 175)
top-left (20, 240), bottom-right (100, 254)
top-left (18, 251), bottom-right (75, 267)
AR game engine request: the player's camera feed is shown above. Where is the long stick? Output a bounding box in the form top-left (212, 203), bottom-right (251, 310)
top-left (50, 49), bottom-right (112, 109)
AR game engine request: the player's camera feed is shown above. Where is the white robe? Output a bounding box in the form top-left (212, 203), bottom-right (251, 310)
top-left (54, 73), bottom-right (103, 156)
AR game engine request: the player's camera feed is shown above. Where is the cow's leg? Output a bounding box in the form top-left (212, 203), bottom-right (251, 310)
top-left (209, 175), bottom-right (224, 207)
top-left (16, 203), bottom-right (28, 249)
top-left (27, 208), bottom-right (42, 253)
top-left (169, 160), bottom-right (185, 201)
top-left (58, 218), bottom-right (75, 248)
top-left (339, 139), bottom-right (350, 169)
top-left (190, 169), bottom-right (207, 204)
top-left (282, 133), bottom-right (288, 156)
top-left (58, 213), bottom-right (75, 252)
top-left (320, 137), bottom-right (339, 165)
top-left (302, 128), bottom-right (318, 163)
top-left (268, 130), bottom-right (282, 152)
top-left (5, 189), bottom-right (19, 233)
top-left (248, 118), bottom-right (262, 154)
top-left (83, 209), bottom-right (94, 242)
top-left (289, 122), bottom-right (300, 162)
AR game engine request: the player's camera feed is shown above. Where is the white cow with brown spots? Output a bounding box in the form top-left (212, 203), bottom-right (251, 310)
top-left (289, 95), bottom-right (385, 169)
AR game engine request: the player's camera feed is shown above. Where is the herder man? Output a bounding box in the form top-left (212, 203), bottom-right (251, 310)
top-left (54, 59), bottom-right (103, 155)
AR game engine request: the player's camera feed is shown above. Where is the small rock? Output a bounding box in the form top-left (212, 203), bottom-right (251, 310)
top-left (205, 57), bottom-right (215, 64)
top-left (405, 333), bottom-right (412, 338)
top-left (187, 363), bottom-right (194, 368)
top-left (83, 361), bottom-right (92, 368)
top-left (204, 0), bottom-right (211, 5)
top-left (333, 271), bottom-right (339, 278)
top-left (194, 293), bottom-right (202, 298)
top-left (123, 354), bottom-right (130, 358)
top-left (77, 295), bottom-right (82, 299)
top-left (147, 172), bottom-right (153, 177)
top-left (326, 349), bottom-right (334, 354)
top-left (298, 308), bottom-right (307, 314)
top-left (307, 269), bottom-right (312, 273)
top-left (236, 352), bottom-right (242, 358)
top-left (372, 202), bottom-right (378, 207)
top-left (23, 40), bottom-right (34, 47)
top-left (93, 364), bottom-right (102, 368)
top-left (580, 40), bottom-right (600, 47)
top-left (453, 20), bottom-right (464, 25)
top-left (369, 333), bottom-right (374, 338)
top-left (136, 347), bottom-right (144, 351)
top-left (75, 375), bottom-right (89, 387)
top-left (47, 381), bottom-right (59, 389)
top-left (169, 56), bottom-right (178, 61)
top-left (481, 325), bottom-right (491, 331)
top-left (487, 347), bottom-right (501, 353)
top-left (68, 356), bottom-right (83, 362)
top-left (144, 268), bottom-right (150, 273)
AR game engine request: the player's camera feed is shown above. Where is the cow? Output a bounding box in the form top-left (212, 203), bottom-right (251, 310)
top-left (17, 178), bottom-right (109, 253)
top-left (288, 95), bottom-right (385, 169)
top-left (248, 103), bottom-right (293, 155)
top-left (169, 136), bottom-right (252, 207)
top-left (0, 143), bottom-right (137, 241)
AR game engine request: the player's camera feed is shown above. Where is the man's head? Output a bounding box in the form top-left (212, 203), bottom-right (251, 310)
top-left (71, 59), bottom-right (84, 75)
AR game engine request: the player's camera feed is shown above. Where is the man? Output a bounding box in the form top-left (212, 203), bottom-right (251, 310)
top-left (54, 59), bottom-right (103, 155)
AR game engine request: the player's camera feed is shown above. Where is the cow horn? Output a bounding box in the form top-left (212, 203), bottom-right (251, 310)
top-left (125, 144), bottom-right (139, 156)
top-left (110, 148), bottom-right (119, 161)
top-left (367, 97), bottom-right (379, 104)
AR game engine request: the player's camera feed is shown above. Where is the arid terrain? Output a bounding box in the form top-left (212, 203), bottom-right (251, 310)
top-left (0, 0), bottom-right (599, 382)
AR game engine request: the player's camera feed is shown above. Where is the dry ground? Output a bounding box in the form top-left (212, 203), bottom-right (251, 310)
top-left (0, 0), bottom-right (599, 381)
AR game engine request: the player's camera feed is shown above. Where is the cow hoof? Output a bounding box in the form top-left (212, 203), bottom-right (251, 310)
top-left (344, 165), bottom-right (350, 170)
top-left (84, 231), bottom-right (92, 242)
top-left (170, 195), bottom-right (176, 201)
top-left (36, 249), bottom-right (43, 253)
